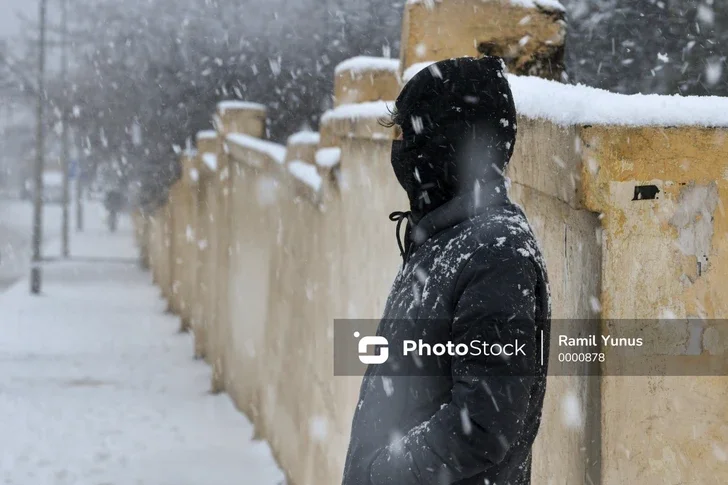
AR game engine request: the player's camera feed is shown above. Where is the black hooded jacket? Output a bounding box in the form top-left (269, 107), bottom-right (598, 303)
top-left (342, 57), bottom-right (551, 485)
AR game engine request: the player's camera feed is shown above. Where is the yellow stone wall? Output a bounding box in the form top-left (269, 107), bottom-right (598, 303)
top-left (139, 2), bottom-right (728, 485)
top-left (334, 59), bottom-right (401, 106)
top-left (580, 126), bottom-right (728, 484)
top-left (400, 0), bottom-right (566, 78)
top-left (209, 102), bottom-right (267, 392)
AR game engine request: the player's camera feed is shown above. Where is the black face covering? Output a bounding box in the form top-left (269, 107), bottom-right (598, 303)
top-left (391, 139), bottom-right (432, 223)
top-left (389, 56), bottom-right (517, 224)
top-left (387, 56), bottom-right (517, 260)
top-left (390, 136), bottom-right (458, 224)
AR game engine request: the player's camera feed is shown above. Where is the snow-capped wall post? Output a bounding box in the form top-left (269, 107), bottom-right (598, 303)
top-left (167, 180), bottom-right (181, 316)
top-left (132, 210), bottom-right (150, 270)
top-left (224, 106), bottom-right (287, 429)
top-left (209, 101), bottom-right (267, 393)
top-left (147, 181), bottom-right (180, 316)
top-left (578, 124), bottom-right (728, 485)
top-left (173, 148), bottom-right (200, 334)
top-left (216, 101), bottom-right (267, 139)
top-left (189, 130), bottom-right (220, 361)
top-left (195, 131), bottom-right (217, 160)
top-left (285, 131), bottom-right (319, 166)
top-left (320, 56), bottom-right (400, 149)
top-left (148, 206), bottom-right (162, 285)
top-left (333, 56), bottom-right (401, 107)
top-left (507, 74), bottom-right (728, 484)
top-left (149, 202), bottom-right (168, 286)
top-left (285, 131), bottom-right (322, 204)
top-left (400, 0), bottom-right (566, 80)
top-left (166, 155), bottom-right (192, 320)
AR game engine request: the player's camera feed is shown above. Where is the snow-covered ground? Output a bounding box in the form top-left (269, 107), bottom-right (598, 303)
top-left (0, 207), bottom-right (284, 485)
top-left (0, 198), bottom-right (63, 291)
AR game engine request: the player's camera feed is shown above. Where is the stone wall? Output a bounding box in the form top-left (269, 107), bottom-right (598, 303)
top-left (580, 125), bottom-right (728, 484)
top-left (136, 1), bottom-right (728, 484)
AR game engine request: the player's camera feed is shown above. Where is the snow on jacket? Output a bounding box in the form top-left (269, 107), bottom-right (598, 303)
top-left (342, 181), bottom-right (551, 485)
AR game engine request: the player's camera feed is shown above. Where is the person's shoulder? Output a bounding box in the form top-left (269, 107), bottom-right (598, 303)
top-left (468, 203), bottom-right (535, 245)
top-left (465, 204), bottom-right (546, 271)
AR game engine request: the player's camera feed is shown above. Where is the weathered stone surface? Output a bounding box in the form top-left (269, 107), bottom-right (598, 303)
top-left (215, 101), bottom-right (267, 137)
top-left (334, 57), bottom-right (401, 106)
top-left (581, 125), bottom-right (728, 484)
top-left (400, 0), bottom-right (566, 79)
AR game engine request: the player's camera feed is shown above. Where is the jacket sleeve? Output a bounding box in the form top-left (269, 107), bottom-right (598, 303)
top-left (369, 244), bottom-right (540, 485)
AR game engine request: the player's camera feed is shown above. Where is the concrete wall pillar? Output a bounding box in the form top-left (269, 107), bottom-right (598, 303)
top-left (132, 210), bottom-right (150, 270)
top-left (177, 150), bottom-right (199, 333)
top-left (162, 192), bottom-right (175, 312)
top-left (333, 56), bottom-right (401, 107)
top-left (212, 102), bottom-right (269, 393)
top-left (192, 132), bottom-right (219, 360)
top-left (226, 144), bottom-right (281, 429)
top-left (580, 126), bottom-right (728, 484)
top-left (399, 0), bottom-right (566, 79)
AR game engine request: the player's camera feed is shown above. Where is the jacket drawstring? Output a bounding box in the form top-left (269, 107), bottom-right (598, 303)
top-left (389, 210), bottom-right (413, 262)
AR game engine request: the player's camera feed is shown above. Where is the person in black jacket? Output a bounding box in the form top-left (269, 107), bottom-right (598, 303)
top-left (341, 56), bottom-right (551, 485)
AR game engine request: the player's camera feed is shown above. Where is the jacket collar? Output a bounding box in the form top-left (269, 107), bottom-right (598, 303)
top-left (410, 177), bottom-right (509, 248)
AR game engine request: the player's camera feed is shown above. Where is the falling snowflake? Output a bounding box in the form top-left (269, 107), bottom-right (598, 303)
top-left (309, 416), bottom-right (328, 441)
top-left (705, 61), bottom-right (723, 86)
top-left (561, 391), bottom-right (584, 429)
top-left (697, 4), bottom-right (715, 25)
top-left (460, 407), bottom-right (472, 435)
top-left (589, 296), bottom-right (601, 313)
top-left (713, 443), bottom-right (727, 462)
top-left (411, 116), bottom-right (424, 134)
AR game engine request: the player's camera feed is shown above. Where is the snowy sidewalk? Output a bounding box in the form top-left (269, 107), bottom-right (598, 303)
top-left (0, 210), bottom-right (284, 485)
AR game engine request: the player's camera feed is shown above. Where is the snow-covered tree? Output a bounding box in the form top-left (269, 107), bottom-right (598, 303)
top-left (44, 0), bottom-right (403, 209)
top-left (565, 0), bottom-right (728, 95)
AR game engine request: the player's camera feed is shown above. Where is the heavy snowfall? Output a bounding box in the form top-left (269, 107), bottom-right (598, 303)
top-left (1, 0), bottom-right (727, 484)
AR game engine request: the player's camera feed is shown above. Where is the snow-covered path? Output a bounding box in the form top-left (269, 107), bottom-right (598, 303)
top-left (0, 210), bottom-right (284, 485)
top-left (0, 199), bottom-right (62, 291)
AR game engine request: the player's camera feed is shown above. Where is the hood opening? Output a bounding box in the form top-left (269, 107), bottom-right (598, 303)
top-left (390, 56), bottom-right (517, 222)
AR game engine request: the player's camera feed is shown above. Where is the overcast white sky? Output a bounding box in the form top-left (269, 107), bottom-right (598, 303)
top-left (1, 0), bottom-right (38, 40)
top-left (2, 0), bottom-right (64, 80)
top-left (2, 0), bottom-right (61, 124)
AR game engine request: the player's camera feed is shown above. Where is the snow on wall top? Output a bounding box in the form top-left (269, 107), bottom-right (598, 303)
top-left (406, 0), bottom-right (565, 12)
top-left (197, 130), bottom-right (217, 140)
top-left (402, 61), bottom-right (728, 128)
top-left (226, 133), bottom-right (287, 164)
top-left (334, 56), bottom-right (400, 75)
top-left (320, 100), bottom-right (394, 123)
top-left (315, 147), bottom-right (342, 168)
top-left (288, 160), bottom-right (322, 192)
top-left (287, 131), bottom-right (321, 146)
top-left (217, 100), bottom-right (266, 114)
top-left (508, 74), bottom-right (728, 128)
top-left (507, 0), bottom-right (565, 11)
top-left (202, 153), bottom-right (218, 172)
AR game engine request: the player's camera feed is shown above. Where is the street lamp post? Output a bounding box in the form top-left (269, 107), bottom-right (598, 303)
top-left (60, 0), bottom-right (70, 258)
top-left (30, 0), bottom-right (48, 294)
